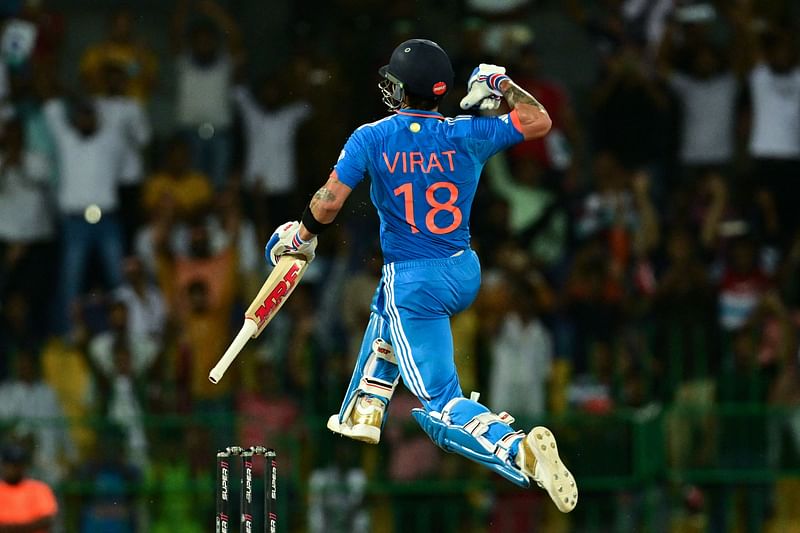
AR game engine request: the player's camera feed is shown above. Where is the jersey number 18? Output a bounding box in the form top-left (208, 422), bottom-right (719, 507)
top-left (393, 181), bottom-right (462, 235)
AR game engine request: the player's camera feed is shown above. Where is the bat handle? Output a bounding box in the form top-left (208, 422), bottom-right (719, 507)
top-left (209, 319), bottom-right (258, 384)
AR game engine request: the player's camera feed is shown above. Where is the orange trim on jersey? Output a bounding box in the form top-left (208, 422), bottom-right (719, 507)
top-left (396, 110), bottom-right (445, 120)
top-left (509, 109), bottom-right (524, 133)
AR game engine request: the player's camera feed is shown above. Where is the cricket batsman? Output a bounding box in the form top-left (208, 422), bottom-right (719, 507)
top-left (266, 39), bottom-right (577, 512)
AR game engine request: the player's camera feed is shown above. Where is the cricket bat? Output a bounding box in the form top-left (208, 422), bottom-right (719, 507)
top-left (209, 255), bottom-right (308, 384)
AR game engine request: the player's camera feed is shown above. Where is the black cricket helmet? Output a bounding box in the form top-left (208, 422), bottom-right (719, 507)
top-left (379, 39), bottom-right (454, 111)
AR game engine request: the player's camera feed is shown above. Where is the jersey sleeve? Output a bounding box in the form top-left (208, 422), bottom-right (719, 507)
top-left (469, 112), bottom-right (526, 161)
top-left (333, 126), bottom-right (371, 188)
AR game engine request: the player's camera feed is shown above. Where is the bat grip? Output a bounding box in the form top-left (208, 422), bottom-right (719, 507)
top-left (209, 319), bottom-right (258, 384)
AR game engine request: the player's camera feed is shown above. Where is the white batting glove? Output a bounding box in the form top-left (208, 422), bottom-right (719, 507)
top-left (460, 64), bottom-right (510, 110)
top-left (265, 221), bottom-right (318, 267)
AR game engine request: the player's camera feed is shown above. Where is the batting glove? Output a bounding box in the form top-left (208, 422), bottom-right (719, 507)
top-left (265, 221), bottom-right (318, 267)
top-left (460, 64), bottom-right (511, 111)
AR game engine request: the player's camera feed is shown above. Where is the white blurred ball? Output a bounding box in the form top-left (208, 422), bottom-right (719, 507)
top-left (84, 204), bottom-right (102, 224)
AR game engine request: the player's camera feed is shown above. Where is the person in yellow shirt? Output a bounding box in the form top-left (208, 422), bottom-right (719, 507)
top-left (142, 137), bottom-right (213, 221)
top-left (80, 8), bottom-right (158, 102)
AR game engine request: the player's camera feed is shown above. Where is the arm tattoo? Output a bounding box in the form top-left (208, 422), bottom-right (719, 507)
top-left (309, 181), bottom-right (337, 210)
top-left (501, 81), bottom-right (546, 112)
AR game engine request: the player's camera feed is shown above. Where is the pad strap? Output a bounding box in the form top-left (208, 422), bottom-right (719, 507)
top-left (411, 408), bottom-right (530, 488)
top-left (443, 399), bottom-right (522, 461)
top-left (360, 377), bottom-right (396, 399)
top-left (495, 430), bottom-right (525, 462)
top-left (464, 412), bottom-right (516, 438)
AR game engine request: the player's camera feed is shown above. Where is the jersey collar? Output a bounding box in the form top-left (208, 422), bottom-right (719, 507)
top-left (396, 108), bottom-right (445, 120)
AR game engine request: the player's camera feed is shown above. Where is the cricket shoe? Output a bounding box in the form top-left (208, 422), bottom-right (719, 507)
top-left (327, 395), bottom-right (385, 444)
top-left (515, 426), bottom-right (578, 513)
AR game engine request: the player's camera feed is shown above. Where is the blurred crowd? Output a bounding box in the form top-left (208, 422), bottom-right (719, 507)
top-left (1, 0), bottom-right (800, 531)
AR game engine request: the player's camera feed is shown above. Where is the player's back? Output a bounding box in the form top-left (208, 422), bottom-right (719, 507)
top-left (333, 108), bottom-right (524, 263)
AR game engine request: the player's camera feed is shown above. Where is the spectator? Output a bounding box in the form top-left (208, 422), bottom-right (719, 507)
top-left (170, 218), bottom-right (238, 312)
top-left (747, 28), bottom-right (800, 244)
top-left (508, 44), bottom-right (582, 183)
top-left (1, 16), bottom-right (38, 72)
top-left (576, 155), bottom-right (660, 272)
top-left (485, 154), bottom-right (568, 270)
top-left (711, 314), bottom-right (775, 533)
top-left (653, 227), bottom-right (720, 386)
top-left (142, 187), bottom-right (258, 299)
top-left (237, 359), bottom-right (300, 472)
top-left (232, 76), bottom-right (311, 239)
top-left (260, 283), bottom-right (327, 411)
top-left (717, 233), bottom-right (770, 332)
top-left (568, 0), bottom-right (675, 56)
top-left (0, 353), bottom-right (75, 488)
top-left (79, 8), bottom-right (158, 102)
top-left (173, 0), bottom-right (243, 189)
top-left (146, 428), bottom-right (206, 533)
top-left (385, 391), bottom-right (437, 482)
top-left (137, 137), bottom-right (222, 289)
top-left (654, 228), bottom-right (719, 472)
top-left (0, 442), bottom-right (58, 533)
top-left (174, 279), bottom-right (235, 446)
top-left (38, 332), bottom-right (95, 463)
top-left (564, 236), bottom-right (626, 376)
top-left (695, 171), bottom-right (734, 250)
top-left (160, 221), bottom-right (239, 413)
top-left (0, 115), bottom-right (54, 313)
top-left (592, 46), bottom-right (670, 171)
top-left (283, 46), bottom-right (350, 183)
top-left (43, 94), bottom-right (126, 334)
top-left (141, 136), bottom-right (212, 222)
top-left (214, 189), bottom-right (262, 298)
top-left (463, 0), bottom-right (533, 59)
top-left (449, 19), bottom-right (491, 117)
top-left (308, 438), bottom-right (369, 533)
top-left (487, 275), bottom-right (554, 421)
top-left (3, 0), bottom-right (66, 70)
top-left (340, 254), bottom-right (382, 358)
top-left (86, 299), bottom-right (161, 467)
top-left (74, 425), bottom-right (141, 533)
top-left (113, 256), bottom-right (168, 345)
top-left (96, 61), bottom-right (152, 246)
top-left (658, 36), bottom-right (740, 175)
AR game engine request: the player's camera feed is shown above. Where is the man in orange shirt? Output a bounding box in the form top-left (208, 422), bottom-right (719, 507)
top-left (0, 443), bottom-right (58, 532)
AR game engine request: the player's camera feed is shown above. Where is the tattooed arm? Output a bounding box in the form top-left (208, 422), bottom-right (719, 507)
top-left (499, 79), bottom-right (552, 140)
top-left (298, 171), bottom-right (353, 240)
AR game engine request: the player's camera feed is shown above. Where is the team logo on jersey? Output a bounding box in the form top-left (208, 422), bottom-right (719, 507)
top-left (432, 81), bottom-right (447, 95)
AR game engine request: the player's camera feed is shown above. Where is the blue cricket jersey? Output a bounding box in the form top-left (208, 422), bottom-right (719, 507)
top-left (334, 108), bottom-right (525, 263)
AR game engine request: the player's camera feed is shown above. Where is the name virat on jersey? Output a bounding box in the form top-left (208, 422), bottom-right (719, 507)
top-left (382, 150), bottom-right (456, 174)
